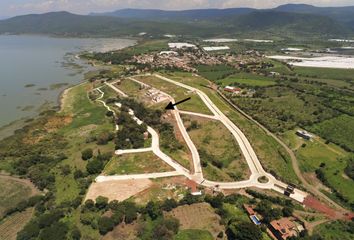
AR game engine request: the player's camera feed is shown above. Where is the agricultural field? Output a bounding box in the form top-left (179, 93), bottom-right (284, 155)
top-left (0, 176), bottom-right (38, 219)
top-left (134, 75), bottom-right (212, 115)
top-left (308, 114), bottom-right (354, 152)
top-left (196, 64), bottom-right (236, 81)
top-left (182, 115), bottom-right (250, 181)
top-left (218, 72), bottom-right (276, 87)
top-left (0, 208), bottom-right (34, 240)
top-left (163, 72), bottom-right (299, 184)
top-left (293, 66), bottom-right (354, 82)
top-left (103, 152), bottom-right (173, 175)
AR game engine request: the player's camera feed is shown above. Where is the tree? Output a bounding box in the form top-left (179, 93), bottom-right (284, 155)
top-left (98, 217), bottom-right (114, 235)
top-left (95, 196), bottom-right (109, 210)
top-left (74, 169), bottom-right (84, 179)
top-left (81, 148), bottom-right (93, 160)
top-left (226, 221), bottom-right (262, 240)
top-left (145, 201), bottom-right (162, 220)
top-left (161, 198), bottom-right (178, 212)
top-left (71, 227), bottom-right (81, 240)
top-left (86, 158), bottom-right (103, 174)
top-left (17, 221), bottom-right (40, 240)
top-left (282, 206), bottom-right (294, 217)
top-left (38, 222), bottom-right (68, 240)
top-left (84, 199), bottom-right (95, 210)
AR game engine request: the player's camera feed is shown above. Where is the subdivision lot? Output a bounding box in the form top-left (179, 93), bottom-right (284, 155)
top-left (134, 75), bottom-right (212, 115)
top-left (86, 179), bottom-right (153, 202)
top-left (165, 202), bottom-right (224, 239)
top-left (103, 152), bottom-right (173, 175)
top-left (182, 115), bottom-right (250, 181)
top-left (163, 72), bottom-right (299, 184)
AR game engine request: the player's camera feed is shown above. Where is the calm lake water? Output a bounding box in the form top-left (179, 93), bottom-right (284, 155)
top-left (0, 35), bottom-right (135, 128)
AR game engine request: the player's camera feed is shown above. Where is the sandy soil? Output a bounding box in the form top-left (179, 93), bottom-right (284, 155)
top-left (85, 179), bottom-right (153, 202)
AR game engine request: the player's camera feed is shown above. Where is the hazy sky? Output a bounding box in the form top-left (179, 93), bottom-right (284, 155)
top-left (2, 0), bottom-right (354, 17)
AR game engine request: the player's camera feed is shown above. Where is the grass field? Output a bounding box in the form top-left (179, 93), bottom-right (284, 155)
top-left (0, 208), bottom-right (34, 240)
top-left (164, 72), bottom-right (299, 184)
top-left (308, 114), bottom-right (354, 152)
top-left (218, 72), bottom-right (276, 87)
top-left (0, 177), bottom-right (34, 218)
top-left (182, 115), bottom-right (250, 181)
top-left (294, 133), bottom-right (353, 205)
top-left (174, 229), bottom-right (213, 240)
top-left (313, 221), bottom-right (354, 240)
top-left (134, 75), bottom-right (212, 115)
top-left (294, 66), bottom-right (354, 82)
top-left (103, 152), bottom-right (173, 175)
top-left (196, 64), bottom-right (236, 81)
top-left (55, 83), bottom-right (116, 204)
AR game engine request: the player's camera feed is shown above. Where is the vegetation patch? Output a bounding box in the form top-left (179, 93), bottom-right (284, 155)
top-left (174, 229), bottom-right (213, 240)
top-left (219, 72), bottom-right (276, 87)
top-left (183, 115), bottom-right (249, 181)
top-left (104, 152), bottom-right (173, 175)
top-left (308, 114), bottom-right (354, 152)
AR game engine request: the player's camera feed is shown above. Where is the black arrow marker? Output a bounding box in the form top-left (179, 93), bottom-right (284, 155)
top-left (165, 97), bottom-right (191, 110)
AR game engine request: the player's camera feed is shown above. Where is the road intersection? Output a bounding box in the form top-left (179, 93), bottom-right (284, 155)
top-left (97, 74), bottom-right (308, 203)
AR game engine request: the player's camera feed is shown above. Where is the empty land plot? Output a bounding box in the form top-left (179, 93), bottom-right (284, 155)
top-left (0, 176), bottom-right (38, 218)
top-left (183, 115), bottom-right (250, 181)
top-left (196, 64), bottom-right (236, 81)
top-left (134, 75), bottom-right (212, 115)
top-left (114, 79), bottom-right (144, 98)
top-left (218, 72), bottom-right (276, 87)
top-left (103, 152), bottom-right (173, 175)
top-left (308, 114), bottom-right (354, 152)
top-left (296, 137), bottom-right (353, 205)
top-left (86, 179), bottom-right (153, 202)
top-left (0, 208), bottom-right (34, 240)
top-left (174, 229), bottom-right (213, 240)
top-left (165, 203), bottom-right (224, 239)
top-left (164, 72), bottom-right (299, 184)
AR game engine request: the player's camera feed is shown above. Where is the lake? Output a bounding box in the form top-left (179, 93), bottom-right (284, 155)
top-left (0, 35), bottom-right (135, 130)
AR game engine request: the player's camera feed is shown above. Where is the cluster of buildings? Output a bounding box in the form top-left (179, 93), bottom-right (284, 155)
top-left (243, 204), bottom-right (305, 240)
top-left (146, 88), bottom-right (169, 103)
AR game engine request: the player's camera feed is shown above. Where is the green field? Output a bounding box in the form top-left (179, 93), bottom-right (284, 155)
top-left (294, 132), bottom-right (353, 205)
top-left (0, 177), bottom-right (33, 218)
top-left (219, 72), bottom-right (276, 87)
top-left (294, 66), bottom-right (354, 82)
top-left (196, 64), bottom-right (236, 81)
top-left (308, 115), bottom-right (354, 152)
top-left (183, 115), bottom-right (249, 181)
top-left (174, 229), bottom-right (213, 240)
top-left (313, 221), bottom-right (354, 240)
top-left (164, 72), bottom-right (299, 184)
top-left (104, 152), bottom-right (173, 175)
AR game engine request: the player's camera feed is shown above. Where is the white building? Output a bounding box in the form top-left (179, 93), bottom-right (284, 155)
top-left (168, 42), bottom-right (197, 49)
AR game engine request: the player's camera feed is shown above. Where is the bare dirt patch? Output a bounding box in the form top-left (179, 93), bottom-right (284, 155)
top-left (85, 179), bottom-right (153, 202)
top-left (103, 222), bottom-right (138, 240)
top-left (165, 202), bottom-right (224, 238)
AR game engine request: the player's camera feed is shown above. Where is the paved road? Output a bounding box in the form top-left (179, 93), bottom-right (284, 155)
top-left (153, 74), bottom-right (307, 202)
top-left (178, 110), bottom-right (218, 120)
top-left (99, 76), bottom-right (308, 203)
top-left (105, 81), bottom-right (128, 97)
top-left (217, 90), bottom-right (347, 211)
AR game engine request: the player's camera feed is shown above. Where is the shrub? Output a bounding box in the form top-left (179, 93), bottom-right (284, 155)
top-left (81, 148), bottom-right (93, 160)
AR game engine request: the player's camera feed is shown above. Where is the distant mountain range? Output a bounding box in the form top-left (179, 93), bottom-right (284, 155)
top-left (0, 4), bottom-right (353, 38)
